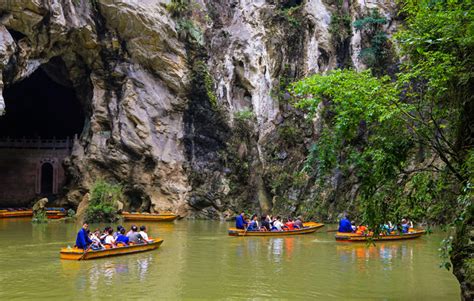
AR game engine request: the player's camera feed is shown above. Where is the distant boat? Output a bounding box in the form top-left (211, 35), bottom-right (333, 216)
top-left (335, 230), bottom-right (426, 242)
top-left (0, 209), bottom-right (33, 218)
top-left (228, 222), bottom-right (325, 236)
top-left (0, 208), bottom-right (66, 219)
top-left (121, 211), bottom-right (178, 222)
top-left (60, 239), bottom-right (164, 260)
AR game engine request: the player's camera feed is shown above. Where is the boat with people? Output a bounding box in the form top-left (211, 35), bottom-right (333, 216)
top-left (60, 239), bottom-right (164, 260)
top-left (335, 229), bottom-right (426, 242)
top-left (228, 222), bottom-right (325, 236)
top-left (121, 211), bottom-right (178, 222)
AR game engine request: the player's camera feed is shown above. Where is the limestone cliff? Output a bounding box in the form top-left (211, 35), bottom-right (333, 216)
top-left (0, 0), bottom-right (398, 217)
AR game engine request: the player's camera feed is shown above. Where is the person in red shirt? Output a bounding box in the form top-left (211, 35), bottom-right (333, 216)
top-left (284, 217), bottom-right (295, 230)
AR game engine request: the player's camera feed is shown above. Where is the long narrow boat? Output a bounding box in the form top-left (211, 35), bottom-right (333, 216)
top-left (0, 208), bottom-right (67, 219)
top-left (0, 209), bottom-right (33, 218)
top-left (335, 229), bottom-right (426, 242)
top-left (60, 239), bottom-right (164, 260)
top-left (46, 210), bottom-right (67, 219)
top-left (228, 222), bottom-right (324, 236)
top-left (122, 212), bottom-right (178, 222)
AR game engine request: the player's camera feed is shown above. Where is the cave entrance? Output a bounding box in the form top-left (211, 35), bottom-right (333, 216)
top-left (40, 162), bottom-right (54, 195)
top-left (0, 59), bottom-right (86, 206)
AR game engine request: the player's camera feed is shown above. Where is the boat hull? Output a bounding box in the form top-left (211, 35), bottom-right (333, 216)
top-left (0, 210), bottom-right (33, 218)
top-left (0, 209), bottom-right (67, 219)
top-left (228, 222), bottom-right (324, 236)
top-left (122, 212), bottom-right (178, 222)
top-left (335, 230), bottom-right (426, 242)
top-left (60, 239), bottom-right (164, 260)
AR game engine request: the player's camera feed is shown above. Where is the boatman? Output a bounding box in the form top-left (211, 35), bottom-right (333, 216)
top-left (338, 215), bottom-right (353, 233)
top-left (235, 211), bottom-right (247, 230)
top-left (76, 222), bottom-right (92, 249)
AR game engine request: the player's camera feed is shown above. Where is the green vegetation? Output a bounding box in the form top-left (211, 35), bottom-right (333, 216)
top-left (85, 179), bottom-right (123, 223)
top-left (353, 9), bottom-right (390, 73)
top-left (166, 0), bottom-right (189, 17)
top-left (32, 211), bottom-right (48, 224)
top-left (276, 5), bottom-right (302, 27)
top-left (291, 0), bottom-right (473, 292)
top-left (191, 60), bottom-right (217, 108)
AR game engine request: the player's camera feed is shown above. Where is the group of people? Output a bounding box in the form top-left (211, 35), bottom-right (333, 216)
top-left (338, 216), bottom-right (414, 235)
top-left (76, 223), bottom-right (153, 250)
top-left (235, 212), bottom-right (305, 232)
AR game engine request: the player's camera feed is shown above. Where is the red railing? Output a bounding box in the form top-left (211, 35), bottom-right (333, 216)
top-left (0, 135), bottom-right (76, 149)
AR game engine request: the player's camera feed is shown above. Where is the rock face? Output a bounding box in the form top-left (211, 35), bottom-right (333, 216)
top-left (0, 0), bottom-right (397, 216)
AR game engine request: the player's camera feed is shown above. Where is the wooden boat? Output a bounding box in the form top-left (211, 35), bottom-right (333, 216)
top-left (46, 210), bottom-right (67, 219)
top-left (0, 209), bottom-right (33, 218)
top-left (335, 229), bottom-right (426, 242)
top-left (60, 239), bottom-right (164, 260)
top-left (122, 211), bottom-right (178, 222)
top-left (228, 222), bottom-right (324, 236)
top-left (0, 208), bottom-right (67, 219)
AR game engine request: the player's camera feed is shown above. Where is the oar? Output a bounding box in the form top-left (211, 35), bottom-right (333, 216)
top-left (78, 245), bottom-right (92, 261)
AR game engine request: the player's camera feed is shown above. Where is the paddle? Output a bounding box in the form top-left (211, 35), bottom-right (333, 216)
top-left (78, 244), bottom-right (92, 261)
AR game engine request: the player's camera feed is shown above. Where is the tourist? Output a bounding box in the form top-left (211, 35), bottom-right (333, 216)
top-left (272, 216), bottom-right (284, 231)
top-left (356, 224), bottom-right (368, 235)
top-left (261, 215), bottom-right (271, 231)
top-left (284, 217), bottom-right (295, 230)
top-left (104, 228), bottom-right (116, 247)
top-left (351, 221), bottom-right (357, 232)
top-left (139, 225), bottom-right (152, 242)
top-left (115, 228), bottom-right (129, 245)
top-left (294, 216), bottom-right (304, 229)
top-left (75, 223), bottom-right (92, 250)
top-left (401, 219), bottom-right (410, 233)
top-left (235, 211), bottom-right (247, 230)
top-left (247, 214), bottom-right (259, 231)
top-left (127, 225), bottom-right (143, 244)
top-left (100, 226), bottom-right (111, 243)
top-left (114, 225), bottom-right (124, 239)
top-left (338, 215), bottom-right (353, 233)
top-left (90, 229), bottom-right (104, 250)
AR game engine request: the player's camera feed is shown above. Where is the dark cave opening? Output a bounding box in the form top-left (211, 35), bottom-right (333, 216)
top-left (0, 67), bottom-right (84, 139)
top-left (0, 62), bottom-right (87, 206)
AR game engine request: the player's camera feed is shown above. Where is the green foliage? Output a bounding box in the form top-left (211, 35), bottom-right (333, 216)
top-left (292, 0), bottom-right (474, 235)
top-left (353, 9), bottom-right (389, 73)
top-left (177, 19), bottom-right (204, 46)
top-left (330, 13), bottom-right (352, 44)
top-left (166, 0), bottom-right (189, 17)
top-left (67, 209), bottom-right (76, 218)
top-left (234, 108), bottom-right (255, 122)
top-left (276, 5), bottom-right (302, 27)
top-left (191, 60), bottom-right (217, 107)
top-left (32, 211), bottom-right (48, 224)
top-left (85, 179), bottom-right (123, 223)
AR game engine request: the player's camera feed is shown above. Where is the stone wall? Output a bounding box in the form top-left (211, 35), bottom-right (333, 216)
top-left (0, 147), bottom-right (69, 206)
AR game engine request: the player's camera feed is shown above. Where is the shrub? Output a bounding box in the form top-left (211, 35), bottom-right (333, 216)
top-left (85, 180), bottom-right (123, 223)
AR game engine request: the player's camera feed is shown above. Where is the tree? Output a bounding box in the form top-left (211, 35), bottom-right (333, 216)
top-left (291, 0), bottom-right (473, 298)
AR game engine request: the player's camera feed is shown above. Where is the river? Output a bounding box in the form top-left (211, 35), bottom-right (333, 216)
top-left (0, 218), bottom-right (460, 300)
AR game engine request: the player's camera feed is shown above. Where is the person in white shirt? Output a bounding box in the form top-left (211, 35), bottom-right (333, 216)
top-left (272, 216), bottom-right (284, 231)
top-left (104, 228), bottom-right (116, 247)
top-left (139, 225), bottom-right (153, 242)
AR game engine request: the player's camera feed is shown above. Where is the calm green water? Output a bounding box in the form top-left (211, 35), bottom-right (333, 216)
top-left (0, 218), bottom-right (460, 300)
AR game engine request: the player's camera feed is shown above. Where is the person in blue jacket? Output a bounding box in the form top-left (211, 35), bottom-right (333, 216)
top-left (338, 215), bottom-right (353, 233)
top-left (76, 223), bottom-right (93, 249)
top-left (235, 211), bottom-right (248, 229)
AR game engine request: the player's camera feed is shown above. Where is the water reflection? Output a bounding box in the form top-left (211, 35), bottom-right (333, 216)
top-left (336, 242), bottom-right (419, 271)
top-left (61, 254), bottom-right (153, 292)
top-left (235, 237), bottom-right (298, 263)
